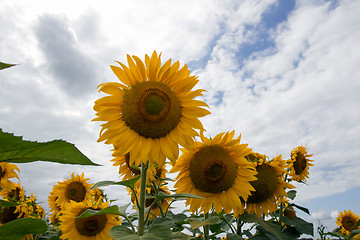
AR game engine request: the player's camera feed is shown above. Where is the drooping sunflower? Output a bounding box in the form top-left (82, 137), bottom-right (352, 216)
top-left (0, 182), bottom-right (25, 201)
top-left (111, 150), bottom-right (168, 187)
top-left (59, 200), bottom-right (120, 240)
top-left (244, 155), bottom-right (294, 217)
top-left (0, 162), bottom-right (20, 190)
top-left (171, 131), bottom-right (257, 214)
top-left (93, 51), bottom-right (210, 166)
top-left (287, 145), bottom-right (314, 182)
top-left (52, 173), bottom-right (93, 209)
top-left (129, 186), bottom-right (171, 219)
top-left (336, 210), bottom-right (360, 237)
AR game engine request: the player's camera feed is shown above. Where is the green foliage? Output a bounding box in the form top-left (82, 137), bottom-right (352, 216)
top-left (0, 218), bottom-right (48, 240)
top-left (91, 176), bottom-right (142, 190)
top-left (0, 62), bottom-right (17, 70)
top-left (0, 129), bottom-right (99, 165)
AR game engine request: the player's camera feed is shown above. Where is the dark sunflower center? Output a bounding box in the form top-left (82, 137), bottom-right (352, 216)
top-left (284, 206), bottom-right (296, 220)
top-left (65, 182), bottom-right (86, 202)
top-left (294, 152), bottom-right (307, 175)
top-left (75, 208), bottom-right (107, 236)
top-left (0, 207), bottom-right (19, 224)
top-left (8, 187), bottom-right (21, 201)
top-left (124, 153), bottom-right (140, 175)
top-left (122, 81), bottom-right (182, 139)
top-left (247, 164), bottom-right (278, 204)
top-left (0, 166), bottom-right (5, 178)
top-left (342, 216), bottom-right (357, 231)
top-left (189, 145), bottom-right (236, 193)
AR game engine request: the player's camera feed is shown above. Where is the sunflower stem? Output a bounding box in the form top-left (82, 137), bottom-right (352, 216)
top-left (138, 161), bottom-right (148, 236)
top-left (203, 213), bottom-right (210, 240)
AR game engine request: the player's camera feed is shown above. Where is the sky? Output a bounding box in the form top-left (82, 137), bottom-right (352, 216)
top-left (1, 0), bottom-right (360, 236)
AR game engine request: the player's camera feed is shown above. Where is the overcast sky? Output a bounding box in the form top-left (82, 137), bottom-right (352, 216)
top-left (1, 0), bottom-right (359, 234)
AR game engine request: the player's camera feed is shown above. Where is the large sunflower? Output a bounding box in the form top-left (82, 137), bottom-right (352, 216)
top-left (93, 51), bottom-right (210, 166)
top-left (287, 145), bottom-right (314, 182)
top-left (59, 200), bottom-right (120, 240)
top-left (52, 173), bottom-right (93, 209)
top-left (0, 162), bottom-right (20, 190)
top-left (171, 131), bottom-right (257, 214)
top-left (244, 156), bottom-right (294, 217)
top-left (336, 210), bottom-right (360, 237)
top-left (130, 186), bottom-right (171, 219)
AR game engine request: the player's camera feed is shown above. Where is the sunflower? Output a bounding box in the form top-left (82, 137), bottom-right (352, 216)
top-left (111, 151), bottom-right (168, 187)
top-left (287, 145), bottom-right (314, 182)
top-left (59, 200), bottom-right (120, 240)
top-left (244, 155), bottom-right (294, 217)
top-left (245, 151), bottom-right (267, 162)
top-left (93, 51), bottom-right (210, 166)
top-left (90, 188), bottom-right (104, 203)
top-left (0, 182), bottom-right (25, 201)
top-left (171, 131), bottom-right (257, 214)
top-left (130, 186), bottom-right (171, 219)
top-left (52, 173), bottom-right (93, 209)
top-left (0, 162), bottom-right (20, 190)
top-left (336, 210), bottom-right (360, 237)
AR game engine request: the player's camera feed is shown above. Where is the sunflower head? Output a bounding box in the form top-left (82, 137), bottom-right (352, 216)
top-left (0, 182), bottom-right (25, 201)
top-left (0, 162), bottom-right (20, 191)
top-left (288, 145), bottom-right (314, 182)
top-left (171, 131), bottom-right (257, 214)
top-left (245, 157), bottom-right (289, 217)
top-left (93, 51), bottom-right (210, 166)
top-left (336, 210), bottom-right (360, 236)
top-left (59, 200), bottom-right (120, 240)
top-left (245, 152), bottom-right (267, 162)
top-left (52, 173), bottom-right (93, 209)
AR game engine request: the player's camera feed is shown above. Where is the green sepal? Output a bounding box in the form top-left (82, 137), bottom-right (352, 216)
top-left (91, 175), bottom-right (141, 190)
top-left (0, 218), bottom-right (48, 240)
top-left (0, 129), bottom-right (99, 166)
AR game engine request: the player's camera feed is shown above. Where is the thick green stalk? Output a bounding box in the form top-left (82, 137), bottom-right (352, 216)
top-left (138, 161), bottom-right (148, 236)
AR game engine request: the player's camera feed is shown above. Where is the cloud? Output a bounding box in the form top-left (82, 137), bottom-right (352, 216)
top-left (34, 14), bottom-right (99, 97)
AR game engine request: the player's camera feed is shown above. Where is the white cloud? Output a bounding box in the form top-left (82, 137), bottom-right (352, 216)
top-left (1, 0), bottom-right (360, 222)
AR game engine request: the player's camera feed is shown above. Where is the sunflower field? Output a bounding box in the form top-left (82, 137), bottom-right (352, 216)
top-left (1, 54), bottom-right (360, 240)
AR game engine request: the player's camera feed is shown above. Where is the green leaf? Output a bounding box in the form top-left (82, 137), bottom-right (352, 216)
top-left (349, 229), bottom-right (360, 239)
top-left (0, 62), bottom-right (17, 70)
top-left (0, 129), bottom-right (99, 165)
top-left (77, 205), bottom-right (122, 218)
top-left (170, 232), bottom-right (190, 239)
top-left (281, 216), bottom-right (314, 236)
top-left (226, 233), bottom-right (243, 240)
top-left (0, 218), bottom-right (48, 240)
top-left (110, 225), bottom-right (139, 240)
top-left (291, 203), bottom-right (310, 215)
top-left (188, 216), bottom-right (220, 229)
top-left (154, 192), bottom-right (203, 202)
top-left (91, 175), bottom-right (141, 190)
top-left (143, 224), bottom-right (172, 239)
top-left (287, 190), bottom-right (297, 200)
top-left (0, 200), bottom-right (19, 208)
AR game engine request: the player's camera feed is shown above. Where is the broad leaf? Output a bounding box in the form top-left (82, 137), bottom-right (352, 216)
top-left (154, 192), bottom-right (203, 201)
top-left (77, 205), bottom-right (122, 218)
top-left (110, 225), bottom-right (139, 240)
top-left (91, 175), bottom-right (141, 190)
top-left (0, 62), bottom-right (17, 70)
top-left (0, 130), bottom-right (99, 165)
top-left (0, 218), bottom-right (48, 240)
top-left (281, 216), bottom-right (314, 236)
top-left (287, 190), bottom-right (297, 200)
top-left (188, 216), bottom-right (220, 229)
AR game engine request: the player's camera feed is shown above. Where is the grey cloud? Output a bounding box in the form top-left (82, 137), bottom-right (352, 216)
top-left (34, 14), bottom-right (98, 97)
